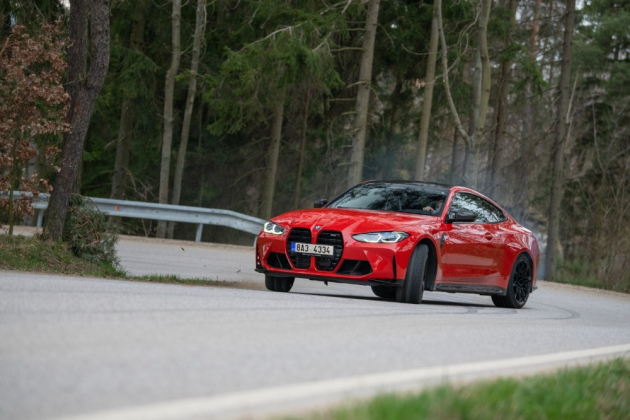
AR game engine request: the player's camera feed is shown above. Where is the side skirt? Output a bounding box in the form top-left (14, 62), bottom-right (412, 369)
top-left (435, 283), bottom-right (506, 296)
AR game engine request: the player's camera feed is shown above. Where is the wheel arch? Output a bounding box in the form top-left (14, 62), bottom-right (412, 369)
top-left (417, 238), bottom-right (438, 291)
top-left (517, 250), bottom-right (535, 292)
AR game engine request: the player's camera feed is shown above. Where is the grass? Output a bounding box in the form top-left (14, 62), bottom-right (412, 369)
top-left (289, 358), bottom-right (630, 420)
top-left (555, 260), bottom-right (630, 294)
top-left (0, 234), bottom-right (233, 287)
top-left (0, 233), bottom-right (125, 278)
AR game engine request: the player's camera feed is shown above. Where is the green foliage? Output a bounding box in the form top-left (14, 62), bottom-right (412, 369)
top-left (108, 44), bottom-right (159, 99)
top-left (0, 234), bottom-right (125, 277)
top-left (291, 359), bottom-right (630, 420)
top-left (205, 2), bottom-right (344, 136)
top-left (62, 195), bottom-right (120, 269)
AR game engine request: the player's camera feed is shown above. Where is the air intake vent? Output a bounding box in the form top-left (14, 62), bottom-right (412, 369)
top-left (316, 231), bottom-right (343, 271)
top-left (336, 259), bottom-right (373, 276)
top-left (287, 228), bottom-right (311, 269)
top-left (266, 252), bottom-right (292, 270)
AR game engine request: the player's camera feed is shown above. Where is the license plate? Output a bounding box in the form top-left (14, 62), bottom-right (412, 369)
top-left (290, 242), bottom-right (334, 256)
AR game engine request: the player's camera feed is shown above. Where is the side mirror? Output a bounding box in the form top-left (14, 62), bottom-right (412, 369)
top-left (313, 198), bottom-right (329, 208)
top-left (447, 210), bottom-right (476, 223)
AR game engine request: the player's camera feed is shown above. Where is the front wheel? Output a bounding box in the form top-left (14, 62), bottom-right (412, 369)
top-left (396, 244), bottom-right (429, 304)
top-left (492, 254), bottom-right (532, 309)
top-left (265, 275), bottom-right (295, 293)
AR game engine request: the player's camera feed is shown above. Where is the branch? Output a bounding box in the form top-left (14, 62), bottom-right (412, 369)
top-left (437, 1), bottom-right (470, 145)
top-left (0, 36), bottom-right (10, 59)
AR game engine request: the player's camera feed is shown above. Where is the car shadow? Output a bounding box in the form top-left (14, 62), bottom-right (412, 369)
top-left (292, 291), bottom-right (493, 308)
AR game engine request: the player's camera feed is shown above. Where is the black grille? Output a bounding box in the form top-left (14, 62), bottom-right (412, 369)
top-left (287, 228), bottom-right (311, 269)
top-left (266, 252), bottom-right (292, 270)
top-left (336, 259), bottom-right (373, 276)
top-left (316, 230), bottom-right (343, 271)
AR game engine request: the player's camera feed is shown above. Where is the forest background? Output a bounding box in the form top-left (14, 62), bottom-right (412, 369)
top-left (1, 0), bottom-right (628, 291)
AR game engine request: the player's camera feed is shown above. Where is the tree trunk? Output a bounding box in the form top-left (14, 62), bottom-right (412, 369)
top-left (42, 0), bottom-right (110, 242)
top-left (488, 0), bottom-right (517, 199)
top-left (7, 136), bottom-right (18, 235)
top-left (156, 0), bottom-right (182, 239)
top-left (261, 91), bottom-right (286, 220)
top-left (111, 2), bottom-right (146, 202)
top-left (437, 0), bottom-right (490, 188)
top-left (347, 0), bottom-right (380, 187)
top-left (449, 128), bottom-right (464, 185)
top-left (546, 0), bottom-right (576, 281)
top-left (168, 0), bottom-right (207, 239)
top-left (517, 0), bottom-right (542, 214)
top-left (474, 0), bottom-right (492, 148)
top-left (414, 0), bottom-right (440, 181)
top-left (110, 98), bottom-right (132, 200)
top-left (464, 49), bottom-right (482, 187)
top-left (293, 85), bottom-right (311, 210)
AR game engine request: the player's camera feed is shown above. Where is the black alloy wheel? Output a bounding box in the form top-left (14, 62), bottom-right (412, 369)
top-left (492, 254), bottom-right (532, 309)
top-left (265, 275), bottom-right (295, 292)
top-left (396, 244), bottom-right (429, 304)
top-left (371, 285), bottom-right (397, 300)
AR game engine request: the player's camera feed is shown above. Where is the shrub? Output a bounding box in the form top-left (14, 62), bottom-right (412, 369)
top-left (62, 194), bottom-right (120, 268)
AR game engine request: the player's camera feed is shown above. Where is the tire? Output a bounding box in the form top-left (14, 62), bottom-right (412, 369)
top-left (371, 285), bottom-right (396, 300)
top-left (492, 254), bottom-right (532, 309)
top-left (265, 275), bottom-right (295, 293)
top-left (396, 244), bottom-right (429, 304)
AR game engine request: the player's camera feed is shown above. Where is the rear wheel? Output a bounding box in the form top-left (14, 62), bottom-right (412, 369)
top-left (265, 275), bottom-right (295, 293)
top-left (492, 254), bottom-right (532, 309)
top-left (371, 285), bottom-right (396, 300)
top-left (396, 244), bottom-right (429, 304)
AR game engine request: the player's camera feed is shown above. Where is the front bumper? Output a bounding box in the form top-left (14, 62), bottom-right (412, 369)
top-left (256, 229), bottom-right (415, 285)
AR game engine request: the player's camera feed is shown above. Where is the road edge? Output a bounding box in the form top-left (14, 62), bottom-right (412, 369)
top-left (52, 343), bottom-right (630, 420)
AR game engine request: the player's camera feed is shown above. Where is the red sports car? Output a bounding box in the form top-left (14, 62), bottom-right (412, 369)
top-left (255, 181), bottom-right (539, 308)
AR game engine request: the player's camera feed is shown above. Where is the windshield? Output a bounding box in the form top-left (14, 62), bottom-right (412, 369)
top-left (328, 182), bottom-right (449, 216)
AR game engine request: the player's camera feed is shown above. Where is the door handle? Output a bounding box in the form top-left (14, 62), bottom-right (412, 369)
top-left (484, 233), bottom-right (493, 240)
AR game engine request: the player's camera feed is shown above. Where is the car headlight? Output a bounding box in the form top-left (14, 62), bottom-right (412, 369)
top-left (263, 221), bottom-right (286, 235)
top-left (352, 231), bottom-right (409, 243)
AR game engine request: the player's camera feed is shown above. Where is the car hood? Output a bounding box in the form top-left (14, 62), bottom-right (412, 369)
top-left (271, 208), bottom-right (438, 234)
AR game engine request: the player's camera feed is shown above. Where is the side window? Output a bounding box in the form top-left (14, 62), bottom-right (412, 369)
top-left (475, 196), bottom-right (507, 223)
top-left (449, 193), bottom-right (506, 223)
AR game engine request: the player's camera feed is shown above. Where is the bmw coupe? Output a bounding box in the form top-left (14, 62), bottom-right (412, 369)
top-left (255, 181), bottom-right (539, 308)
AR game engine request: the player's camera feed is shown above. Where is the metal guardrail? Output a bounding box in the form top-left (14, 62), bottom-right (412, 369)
top-left (5, 192), bottom-right (265, 242)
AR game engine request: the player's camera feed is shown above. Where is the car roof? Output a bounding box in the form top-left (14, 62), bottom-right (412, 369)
top-left (363, 180), bottom-right (452, 192)
top-left (366, 180), bottom-right (453, 188)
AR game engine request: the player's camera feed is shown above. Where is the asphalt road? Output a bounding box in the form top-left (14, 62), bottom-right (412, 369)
top-left (1, 236), bottom-right (630, 420)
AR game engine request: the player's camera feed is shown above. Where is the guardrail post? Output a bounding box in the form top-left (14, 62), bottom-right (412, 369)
top-left (196, 223), bottom-right (203, 242)
top-left (37, 210), bottom-right (44, 228)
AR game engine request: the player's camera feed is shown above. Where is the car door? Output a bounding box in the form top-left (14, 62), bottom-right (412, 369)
top-left (440, 193), bottom-right (506, 282)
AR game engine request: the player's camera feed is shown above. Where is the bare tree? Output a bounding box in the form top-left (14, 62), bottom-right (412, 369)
top-left (111, 0), bottom-right (148, 203)
top-left (414, 0), bottom-right (441, 181)
top-left (347, 0), bottom-right (381, 187)
top-left (546, 0), bottom-right (576, 280)
top-left (261, 91), bottom-right (286, 220)
top-left (293, 85), bottom-right (312, 209)
top-left (157, 0), bottom-right (182, 238)
top-left (487, 0), bottom-right (518, 198)
top-left (517, 0), bottom-right (543, 210)
top-left (43, 0), bottom-right (110, 241)
top-left (438, 0), bottom-right (492, 187)
top-left (168, 0), bottom-right (207, 238)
